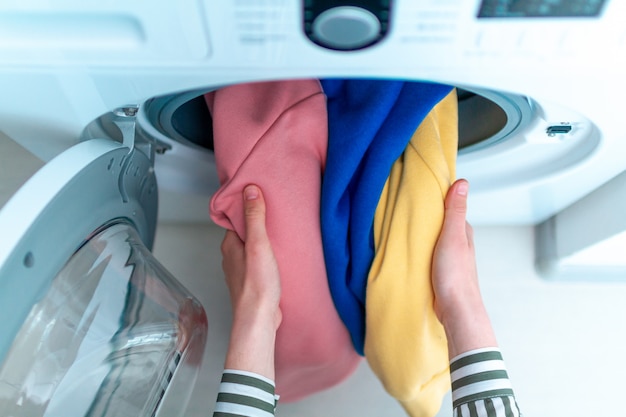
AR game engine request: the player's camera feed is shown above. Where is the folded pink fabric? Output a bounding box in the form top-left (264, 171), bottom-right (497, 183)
top-left (205, 80), bottom-right (361, 401)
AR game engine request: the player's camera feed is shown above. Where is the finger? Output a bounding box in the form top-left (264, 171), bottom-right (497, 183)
top-left (221, 231), bottom-right (245, 272)
top-left (221, 230), bottom-right (243, 254)
top-left (242, 184), bottom-right (269, 244)
top-left (441, 179), bottom-right (469, 237)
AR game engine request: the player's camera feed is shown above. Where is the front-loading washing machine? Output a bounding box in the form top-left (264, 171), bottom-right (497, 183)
top-left (1, 0), bottom-right (625, 415)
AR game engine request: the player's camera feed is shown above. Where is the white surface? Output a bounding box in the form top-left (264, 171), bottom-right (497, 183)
top-left (153, 221), bottom-right (626, 417)
top-left (535, 168), bottom-right (626, 280)
top-left (1, 0), bottom-right (626, 225)
top-left (564, 231), bottom-right (626, 266)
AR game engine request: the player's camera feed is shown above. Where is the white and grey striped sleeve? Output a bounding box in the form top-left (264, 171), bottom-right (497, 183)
top-left (450, 348), bottom-right (522, 417)
top-left (213, 369), bottom-right (279, 417)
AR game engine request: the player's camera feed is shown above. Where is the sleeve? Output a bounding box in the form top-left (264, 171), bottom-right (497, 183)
top-left (450, 348), bottom-right (522, 417)
top-left (213, 369), bottom-right (279, 417)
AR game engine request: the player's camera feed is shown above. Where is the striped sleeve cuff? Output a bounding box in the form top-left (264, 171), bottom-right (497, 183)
top-left (450, 348), bottom-right (520, 416)
top-left (213, 370), bottom-right (279, 417)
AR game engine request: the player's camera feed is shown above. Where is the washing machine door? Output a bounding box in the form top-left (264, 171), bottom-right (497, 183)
top-left (0, 138), bottom-right (207, 417)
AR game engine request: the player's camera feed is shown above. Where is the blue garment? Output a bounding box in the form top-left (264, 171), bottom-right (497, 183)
top-left (320, 79), bottom-right (453, 354)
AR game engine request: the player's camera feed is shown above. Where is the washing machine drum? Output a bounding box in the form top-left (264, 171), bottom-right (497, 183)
top-left (0, 139), bottom-right (207, 417)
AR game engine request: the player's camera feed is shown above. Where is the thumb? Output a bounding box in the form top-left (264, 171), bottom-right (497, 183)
top-left (243, 184), bottom-right (269, 243)
top-left (441, 179), bottom-right (469, 237)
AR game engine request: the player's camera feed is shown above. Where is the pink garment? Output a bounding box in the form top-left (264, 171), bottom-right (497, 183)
top-left (205, 80), bottom-right (361, 401)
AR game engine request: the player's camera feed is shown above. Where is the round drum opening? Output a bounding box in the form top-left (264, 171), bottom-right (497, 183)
top-left (137, 86), bottom-right (532, 155)
top-left (82, 85), bottom-right (533, 156)
top-left (456, 87), bottom-right (533, 154)
top-left (458, 88), bottom-right (508, 149)
top-left (139, 89), bottom-right (218, 152)
top-left (170, 96), bottom-right (214, 151)
top-left (80, 83), bottom-right (534, 196)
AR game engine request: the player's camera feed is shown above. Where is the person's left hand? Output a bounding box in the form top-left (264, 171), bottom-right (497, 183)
top-left (221, 184), bottom-right (282, 330)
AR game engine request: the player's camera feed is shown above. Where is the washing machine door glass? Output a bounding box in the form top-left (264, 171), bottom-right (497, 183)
top-left (0, 220), bottom-right (207, 417)
top-left (0, 137), bottom-right (207, 417)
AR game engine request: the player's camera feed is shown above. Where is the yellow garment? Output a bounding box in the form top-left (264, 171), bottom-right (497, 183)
top-left (364, 90), bottom-right (458, 417)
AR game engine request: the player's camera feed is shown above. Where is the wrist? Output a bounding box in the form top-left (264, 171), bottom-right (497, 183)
top-left (441, 304), bottom-right (498, 359)
top-left (438, 295), bottom-right (485, 328)
top-left (435, 279), bottom-right (486, 326)
top-left (232, 300), bottom-right (282, 332)
top-left (226, 307), bottom-right (280, 380)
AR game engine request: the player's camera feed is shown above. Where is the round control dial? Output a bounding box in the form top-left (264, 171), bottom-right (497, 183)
top-left (311, 6), bottom-right (382, 50)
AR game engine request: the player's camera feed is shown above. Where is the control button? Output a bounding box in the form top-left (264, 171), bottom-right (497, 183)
top-left (311, 6), bottom-right (381, 50)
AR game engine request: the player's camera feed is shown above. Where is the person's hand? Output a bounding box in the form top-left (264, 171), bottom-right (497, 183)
top-left (221, 184), bottom-right (282, 330)
top-left (432, 179), bottom-right (479, 325)
top-left (221, 185), bottom-right (282, 379)
top-left (432, 179), bottom-right (497, 358)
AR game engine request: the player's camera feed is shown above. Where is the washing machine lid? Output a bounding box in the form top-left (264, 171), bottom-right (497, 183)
top-left (0, 138), bottom-right (158, 363)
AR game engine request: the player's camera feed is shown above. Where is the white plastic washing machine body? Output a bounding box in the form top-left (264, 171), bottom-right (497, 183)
top-left (1, 1), bottom-right (624, 226)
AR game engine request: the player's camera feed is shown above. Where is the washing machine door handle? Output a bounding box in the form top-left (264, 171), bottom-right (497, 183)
top-left (111, 105), bottom-right (160, 165)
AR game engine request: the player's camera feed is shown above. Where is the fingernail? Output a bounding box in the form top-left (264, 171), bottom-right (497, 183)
top-left (457, 181), bottom-right (468, 196)
top-left (244, 185), bottom-right (259, 200)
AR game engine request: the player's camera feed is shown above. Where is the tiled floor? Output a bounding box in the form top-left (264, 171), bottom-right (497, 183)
top-left (154, 221), bottom-right (626, 417)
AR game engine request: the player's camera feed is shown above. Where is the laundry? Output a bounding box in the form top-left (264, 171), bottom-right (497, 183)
top-left (205, 80), bottom-right (361, 402)
top-left (364, 90), bottom-right (458, 417)
top-left (320, 79), bottom-right (454, 354)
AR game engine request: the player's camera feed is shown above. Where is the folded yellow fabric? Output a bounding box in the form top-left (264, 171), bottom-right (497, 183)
top-left (364, 89), bottom-right (458, 417)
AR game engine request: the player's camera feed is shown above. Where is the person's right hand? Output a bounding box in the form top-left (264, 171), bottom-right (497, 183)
top-left (431, 179), bottom-right (479, 325)
top-left (432, 179), bottom-right (497, 358)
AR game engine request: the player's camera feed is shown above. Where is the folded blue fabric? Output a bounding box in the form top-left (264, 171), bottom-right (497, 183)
top-left (320, 79), bottom-right (453, 354)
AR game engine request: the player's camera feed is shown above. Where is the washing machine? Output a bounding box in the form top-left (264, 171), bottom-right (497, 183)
top-left (1, 0), bottom-right (625, 415)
